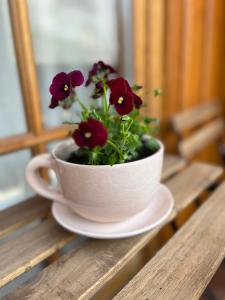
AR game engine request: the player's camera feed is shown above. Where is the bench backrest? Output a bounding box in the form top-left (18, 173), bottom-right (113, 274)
top-left (171, 101), bottom-right (224, 159)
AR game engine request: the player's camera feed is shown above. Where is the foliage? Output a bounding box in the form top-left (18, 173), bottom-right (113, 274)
top-left (49, 61), bottom-right (161, 165)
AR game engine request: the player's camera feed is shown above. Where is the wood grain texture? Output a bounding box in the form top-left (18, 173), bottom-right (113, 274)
top-left (145, 0), bottom-right (164, 119)
top-left (0, 125), bottom-right (70, 155)
top-left (4, 163), bottom-right (222, 300)
top-left (180, 0), bottom-right (205, 109)
top-left (161, 154), bottom-right (186, 181)
top-left (114, 182), bottom-right (225, 300)
top-left (0, 219), bottom-right (74, 288)
top-left (8, 0), bottom-right (44, 155)
top-left (171, 101), bottom-right (222, 134)
top-left (201, 0), bottom-right (225, 100)
top-left (163, 0), bottom-right (182, 151)
top-left (0, 196), bottom-right (50, 238)
top-left (132, 0), bottom-right (147, 87)
top-left (179, 118), bottom-right (225, 158)
top-left (0, 155), bottom-right (184, 289)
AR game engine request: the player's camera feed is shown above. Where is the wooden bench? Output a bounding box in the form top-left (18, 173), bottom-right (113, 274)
top-left (171, 101), bottom-right (225, 160)
top-left (0, 155), bottom-right (224, 300)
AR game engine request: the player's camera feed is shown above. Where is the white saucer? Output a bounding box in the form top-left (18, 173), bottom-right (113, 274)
top-left (52, 184), bottom-right (174, 239)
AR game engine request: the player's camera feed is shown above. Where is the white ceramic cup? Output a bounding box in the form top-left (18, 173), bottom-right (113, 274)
top-left (26, 139), bottom-right (164, 222)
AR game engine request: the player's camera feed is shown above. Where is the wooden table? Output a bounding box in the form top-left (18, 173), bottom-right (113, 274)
top-left (0, 155), bottom-right (224, 300)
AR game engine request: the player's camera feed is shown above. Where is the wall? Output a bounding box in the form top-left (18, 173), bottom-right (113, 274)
top-left (133, 0), bottom-right (225, 160)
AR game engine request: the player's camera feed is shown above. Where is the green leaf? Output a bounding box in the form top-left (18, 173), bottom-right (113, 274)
top-left (132, 84), bottom-right (143, 91)
top-left (121, 115), bottom-right (131, 121)
top-left (145, 138), bottom-right (160, 152)
top-left (108, 153), bottom-right (117, 166)
top-left (152, 88), bottom-right (163, 97)
top-left (62, 121), bottom-right (79, 125)
top-left (143, 117), bottom-right (160, 125)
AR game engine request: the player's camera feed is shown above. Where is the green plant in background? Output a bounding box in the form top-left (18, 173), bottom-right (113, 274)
top-left (49, 61), bottom-right (161, 165)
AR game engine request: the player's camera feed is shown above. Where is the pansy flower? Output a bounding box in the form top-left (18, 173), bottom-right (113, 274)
top-left (85, 61), bottom-right (116, 87)
top-left (107, 77), bottom-right (143, 115)
top-left (49, 70), bottom-right (84, 109)
top-left (72, 119), bottom-right (108, 148)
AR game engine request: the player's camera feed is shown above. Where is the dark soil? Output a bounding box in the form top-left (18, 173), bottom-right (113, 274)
top-left (66, 145), bottom-right (158, 166)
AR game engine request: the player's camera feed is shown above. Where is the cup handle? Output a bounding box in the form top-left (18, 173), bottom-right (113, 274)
top-left (26, 153), bottom-right (66, 205)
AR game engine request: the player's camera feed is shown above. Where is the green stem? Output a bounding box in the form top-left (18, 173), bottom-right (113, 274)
top-left (102, 82), bottom-right (108, 115)
top-left (107, 140), bottom-right (123, 161)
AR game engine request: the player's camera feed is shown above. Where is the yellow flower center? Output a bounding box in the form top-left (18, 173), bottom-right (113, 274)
top-left (84, 132), bottom-right (92, 138)
top-left (118, 97), bottom-right (124, 104)
top-left (64, 84), bottom-right (69, 91)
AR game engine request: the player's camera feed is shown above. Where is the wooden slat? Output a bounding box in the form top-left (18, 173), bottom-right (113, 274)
top-left (201, 0), bottom-right (225, 100)
top-left (4, 163), bottom-right (222, 300)
top-left (132, 0), bottom-right (147, 87)
top-left (163, 0), bottom-right (182, 151)
top-left (114, 182), bottom-right (225, 300)
top-left (180, 0), bottom-right (205, 109)
top-left (0, 154), bottom-right (185, 287)
top-left (8, 0), bottom-right (44, 155)
top-left (0, 125), bottom-right (70, 155)
top-left (161, 154), bottom-right (186, 181)
top-left (145, 0), bottom-right (164, 119)
top-left (0, 196), bottom-right (50, 238)
top-left (0, 219), bottom-right (74, 288)
top-left (179, 118), bottom-right (225, 158)
top-left (171, 101), bottom-right (222, 134)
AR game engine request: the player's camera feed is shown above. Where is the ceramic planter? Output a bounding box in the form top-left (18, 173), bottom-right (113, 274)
top-left (26, 139), bottom-right (164, 222)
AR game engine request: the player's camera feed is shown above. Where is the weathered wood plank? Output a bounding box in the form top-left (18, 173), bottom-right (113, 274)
top-left (0, 155), bottom-right (183, 239)
top-left (179, 118), bottom-right (225, 158)
top-left (171, 101), bottom-right (222, 134)
top-left (0, 196), bottom-right (50, 238)
top-left (161, 154), bottom-right (186, 180)
top-left (0, 219), bottom-right (74, 288)
top-left (114, 182), bottom-right (225, 300)
top-left (0, 155), bottom-right (184, 288)
top-left (4, 163), bottom-right (222, 300)
top-left (145, 0), bottom-right (165, 119)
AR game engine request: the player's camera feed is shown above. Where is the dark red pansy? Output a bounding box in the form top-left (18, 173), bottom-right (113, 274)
top-left (107, 77), bottom-right (143, 111)
top-left (109, 89), bottom-right (133, 115)
top-left (49, 97), bottom-right (59, 109)
top-left (85, 61), bottom-right (116, 87)
top-left (72, 119), bottom-right (108, 148)
top-left (49, 70), bottom-right (84, 108)
top-left (69, 70), bottom-right (84, 87)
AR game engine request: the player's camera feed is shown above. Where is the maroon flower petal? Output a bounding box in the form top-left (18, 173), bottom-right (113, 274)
top-left (107, 77), bottom-right (129, 93)
top-left (110, 89), bottom-right (134, 115)
top-left (49, 97), bottom-right (59, 109)
top-left (69, 70), bottom-right (84, 87)
top-left (133, 95), bottom-right (143, 109)
top-left (72, 119), bottom-right (108, 149)
top-left (73, 130), bottom-right (87, 147)
top-left (49, 72), bottom-right (70, 100)
top-left (51, 72), bottom-right (68, 84)
top-left (85, 61), bottom-right (116, 86)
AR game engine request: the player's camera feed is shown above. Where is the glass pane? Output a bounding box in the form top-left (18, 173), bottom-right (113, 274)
top-left (0, 1), bottom-right (27, 138)
top-left (0, 150), bottom-right (34, 210)
top-left (28, 0), bottom-right (132, 128)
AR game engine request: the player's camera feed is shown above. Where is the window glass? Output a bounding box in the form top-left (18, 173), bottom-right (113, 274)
top-left (28, 0), bottom-right (120, 128)
top-left (0, 1), bottom-right (27, 138)
top-left (0, 150), bottom-right (34, 210)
